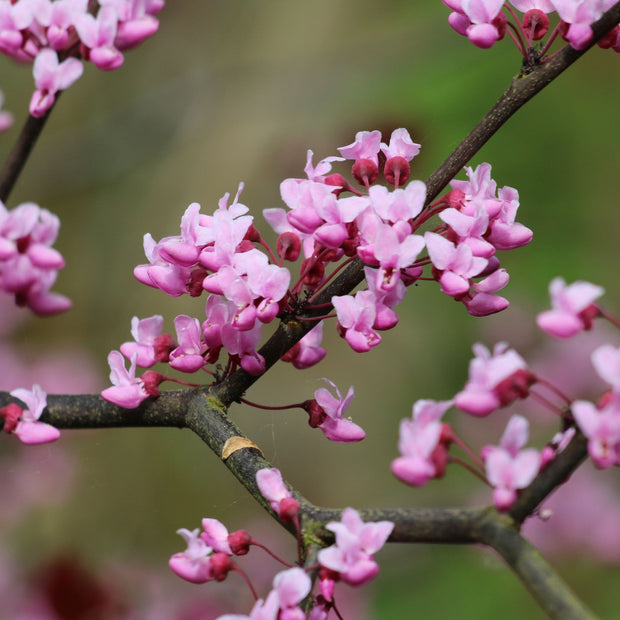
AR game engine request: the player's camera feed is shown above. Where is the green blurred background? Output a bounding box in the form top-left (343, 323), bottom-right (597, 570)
top-left (2, 1), bottom-right (620, 618)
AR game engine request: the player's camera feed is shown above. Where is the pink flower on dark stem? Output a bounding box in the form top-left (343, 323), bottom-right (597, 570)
top-left (101, 350), bottom-right (150, 408)
top-left (256, 468), bottom-right (300, 522)
top-left (483, 415), bottom-right (541, 511)
top-left (318, 508), bottom-right (393, 586)
top-left (1, 384), bottom-right (60, 445)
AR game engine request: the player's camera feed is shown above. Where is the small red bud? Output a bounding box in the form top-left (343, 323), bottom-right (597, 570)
top-left (0, 403), bottom-right (22, 433)
top-left (141, 371), bottom-right (165, 398)
top-left (154, 333), bottom-right (176, 363)
top-left (244, 224), bottom-right (261, 243)
top-left (228, 530), bottom-right (252, 555)
top-left (300, 259), bottom-right (325, 288)
top-left (278, 497), bottom-right (300, 523)
top-left (209, 552), bottom-right (233, 582)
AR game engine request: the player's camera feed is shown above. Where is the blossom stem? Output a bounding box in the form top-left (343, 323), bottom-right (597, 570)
top-left (239, 397), bottom-right (302, 411)
top-left (598, 306), bottom-right (620, 330)
top-left (250, 540), bottom-right (295, 568)
top-left (532, 376), bottom-right (572, 406)
top-left (231, 564), bottom-right (260, 601)
top-left (447, 455), bottom-right (489, 484)
top-left (450, 433), bottom-right (485, 469)
top-left (528, 389), bottom-right (571, 419)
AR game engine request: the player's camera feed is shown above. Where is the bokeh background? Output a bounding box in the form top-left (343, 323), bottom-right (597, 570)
top-left (1, 1), bottom-right (620, 618)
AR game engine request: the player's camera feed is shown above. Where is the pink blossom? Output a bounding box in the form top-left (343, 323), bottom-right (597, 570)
top-left (318, 508), bottom-right (393, 586)
top-left (281, 322), bottom-right (327, 370)
top-left (483, 415), bottom-right (541, 510)
top-left (217, 591), bottom-right (280, 620)
top-left (380, 128), bottom-right (421, 186)
top-left (101, 350), bottom-right (149, 408)
top-left (273, 567), bottom-right (312, 620)
top-left (537, 277), bottom-right (603, 338)
top-left (424, 231), bottom-right (487, 297)
top-left (368, 181), bottom-right (426, 226)
top-left (168, 314), bottom-right (207, 372)
top-left (74, 5), bottom-right (124, 70)
top-left (0, 0), bottom-right (33, 56)
top-left (100, 0), bottom-right (163, 50)
top-left (455, 342), bottom-right (534, 416)
top-left (33, 0), bottom-right (89, 51)
top-left (332, 290), bottom-right (381, 353)
top-left (445, 0), bottom-right (507, 48)
top-left (2, 384), bottom-right (60, 445)
top-left (309, 378), bottom-right (365, 442)
top-left (572, 395), bottom-right (620, 469)
top-left (29, 49), bottom-right (83, 117)
top-left (169, 528), bottom-right (214, 584)
top-left (201, 518), bottom-right (232, 555)
top-left (391, 399), bottom-right (453, 486)
top-left (553, 0), bottom-right (616, 49)
top-left (120, 314), bottom-right (169, 367)
top-left (256, 468), bottom-right (300, 522)
top-left (592, 344), bottom-right (620, 390)
top-left (338, 130), bottom-right (382, 166)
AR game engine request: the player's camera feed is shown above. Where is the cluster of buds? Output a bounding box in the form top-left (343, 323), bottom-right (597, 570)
top-left (0, 200), bottom-right (70, 315)
top-left (169, 467), bottom-right (394, 619)
top-left (392, 277), bottom-right (620, 511)
top-left (442, 1), bottom-right (620, 56)
top-left (102, 127), bottom-right (532, 410)
top-left (0, 0), bottom-right (164, 117)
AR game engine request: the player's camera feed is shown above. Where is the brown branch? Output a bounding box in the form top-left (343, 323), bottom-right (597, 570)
top-left (0, 99), bottom-right (58, 203)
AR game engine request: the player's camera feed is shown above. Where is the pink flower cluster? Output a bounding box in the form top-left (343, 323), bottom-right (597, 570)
top-left (0, 200), bottom-right (70, 315)
top-left (0, 0), bottom-right (164, 117)
top-left (103, 129), bottom-right (530, 418)
top-left (442, 0), bottom-right (620, 53)
top-left (170, 468), bottom-right (393, 619)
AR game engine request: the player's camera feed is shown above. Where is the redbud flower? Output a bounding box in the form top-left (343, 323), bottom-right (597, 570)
top-left (318, 507), bottom-right (393, 586)
top-left (29, 49), bottom-right (83, 118)
top-left (391, 399), bottom-right (453, 486)
top-left (572, 395), bottom-right (620, 469)
top-left (120, 314), bottom-right (174, 367)
top-left (0, 384), bottom-right (60, 445)
top-left (200, 518), bottom-right (232, 555)
top-left (169, 528), bottom-right (215, 584)
top-left (338, 130), bottom-right (381, 186)
top-left (455, 342), bottom-right (534, 416)
top-left (483, 415), bottom-right (541, 510)
top-left (537, 277), bottom-right (603, 338)
top-left (281, 322), bottom-right (327, 370)
top-left (101, 350), bottom-right (150, 408)
top-left (306, 378), bottom-right (365, 442)
top-left (75, 5), bottom-right (124, 70)
top-left (256, 468), bottom-right (300, 522)
top-left (380, 128), bottom-right (421, 186)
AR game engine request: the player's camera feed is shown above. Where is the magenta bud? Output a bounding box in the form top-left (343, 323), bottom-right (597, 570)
top-left (0, 403), bottom-right (22, 433)
top-left (141, 371), bottom-right (165, 397)
top-left (228, 530), bottom-right (252, 555)
top-left (279, 497), bottom-right (300, 522)
top-left (210, 552), bottom-right (233, 582)
top-left (154, 333), bottom-right (176, 362)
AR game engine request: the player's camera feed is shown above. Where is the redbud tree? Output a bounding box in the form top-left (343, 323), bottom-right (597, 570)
top-left (1, 2), bottom-right (620, 618)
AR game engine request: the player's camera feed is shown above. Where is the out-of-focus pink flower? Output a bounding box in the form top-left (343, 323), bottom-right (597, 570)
top-left (1, 384), bottom-right (60, 445)
top-left (537, 277), bottom-right (603, 338)
top-left (318, 508), bottom-right (393, 586)
top-left (332, 290), bottom-right (381, 353)
top-left (391, 399), bottom-right (453, 486)
top-left (281, 322), bottom-right (327, 369)
top-left (256, 468), bottom-right (300, 522)
top-left (572, 394), bottom-right (620, 469)
top-left (455, 342), bottom-right (534, 416)
top-left (75, 5), bottom-right (124, 70)
top-left (29, 49), bottom-right (83, 117)
top-left (169, 528), bottom-right (214, 584)
top-left (482, 415), bottom-right (541, 510)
